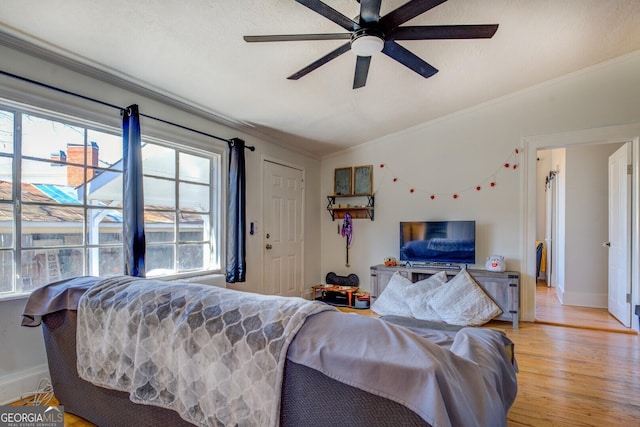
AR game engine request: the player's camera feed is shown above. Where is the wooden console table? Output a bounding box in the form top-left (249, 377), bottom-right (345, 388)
top-left (312, 284), bottom-right (359, 307)
top-left (370, 264), bottom-right (520, 328)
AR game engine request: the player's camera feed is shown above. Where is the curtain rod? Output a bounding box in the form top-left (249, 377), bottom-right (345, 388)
top-left (0, 69), bottom-right (255, 151)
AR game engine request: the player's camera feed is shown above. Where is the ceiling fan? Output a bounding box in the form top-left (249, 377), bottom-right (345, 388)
top-left (244, 0), bottom-right (498, 89)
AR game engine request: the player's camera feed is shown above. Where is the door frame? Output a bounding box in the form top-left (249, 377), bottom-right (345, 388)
top-left (261, 156), bottom-right (306, 297)
top-left (521, 123), bottom-right (640, 329)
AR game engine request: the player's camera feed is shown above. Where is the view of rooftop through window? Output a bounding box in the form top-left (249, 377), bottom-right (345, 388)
top-left (0, 105), bottom-right (220, 295)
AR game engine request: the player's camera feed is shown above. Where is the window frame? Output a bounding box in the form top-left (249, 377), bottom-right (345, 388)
top-left (0, 96), bottom-right (225, 299)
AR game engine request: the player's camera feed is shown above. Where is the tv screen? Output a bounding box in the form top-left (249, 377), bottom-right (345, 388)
top-left (399, 221), bottom-right (476, 265)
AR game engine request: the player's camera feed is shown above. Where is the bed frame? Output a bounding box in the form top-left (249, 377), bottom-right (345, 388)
top-left (41, 309), bottom-right (429, 427)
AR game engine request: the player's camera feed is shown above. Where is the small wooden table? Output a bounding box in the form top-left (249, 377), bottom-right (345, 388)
top-left (312, 284), bottom-right (359, 307)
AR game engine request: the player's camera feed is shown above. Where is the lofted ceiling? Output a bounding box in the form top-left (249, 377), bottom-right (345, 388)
top-left (1, 0), bottom-right (640, 157)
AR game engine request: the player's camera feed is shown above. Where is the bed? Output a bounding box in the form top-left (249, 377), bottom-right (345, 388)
top-left (22, 276), bottom-right (517, 427)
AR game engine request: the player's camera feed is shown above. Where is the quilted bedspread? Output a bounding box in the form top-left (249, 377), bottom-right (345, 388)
top-left (76, 276), bottom-right (335, 427)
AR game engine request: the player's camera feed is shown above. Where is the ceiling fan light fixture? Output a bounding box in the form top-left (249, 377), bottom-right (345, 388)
top-left (351, 30), bottom-right (384, 57)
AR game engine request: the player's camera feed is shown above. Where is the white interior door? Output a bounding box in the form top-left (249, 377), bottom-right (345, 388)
top-left (263, 161), bottom-right (304, 297)
top-left (545, 176), bottom-right (554, 287)
top-left (608, 143), bottom-right (631, 327)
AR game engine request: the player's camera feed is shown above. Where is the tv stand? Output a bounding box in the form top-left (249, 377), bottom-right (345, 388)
top-left (370, 264), bottom-right (519, 328)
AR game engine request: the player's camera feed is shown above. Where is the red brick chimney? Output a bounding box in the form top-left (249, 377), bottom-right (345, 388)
top-left (66, 142), bottom-right (99, 186)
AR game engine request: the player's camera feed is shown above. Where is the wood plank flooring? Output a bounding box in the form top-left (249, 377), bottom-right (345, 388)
top-left (535, 282), bottom-right (634, 334)
top-left (13, 293), bottom-right (640, 427)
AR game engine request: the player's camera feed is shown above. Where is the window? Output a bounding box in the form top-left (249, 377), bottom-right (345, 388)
top-left (0, 102), bottom-right (221, 296)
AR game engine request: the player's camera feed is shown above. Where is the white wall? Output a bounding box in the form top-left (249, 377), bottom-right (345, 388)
top-left (564, 142), bottom-right (623, 307)
top-left (320, 50), bottom-right (640, 324)
top-left (0, 44), bottom-right (322, 402)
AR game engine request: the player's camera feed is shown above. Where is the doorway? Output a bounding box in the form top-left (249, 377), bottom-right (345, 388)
top-left (535, 144), bottom-right (629, 328)
top-left (262, 160), bottom-right (304, 297)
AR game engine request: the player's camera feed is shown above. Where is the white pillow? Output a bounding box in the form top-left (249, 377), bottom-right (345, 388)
top-left (428, 269), bottom-right (502, 326)
top-left (371, 272), bottom-right (413, 317)
top-left (403, 271), bottom-right (448, 321)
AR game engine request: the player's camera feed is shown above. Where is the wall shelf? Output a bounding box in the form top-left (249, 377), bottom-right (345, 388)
top-left (326, 194), bottom-right (374, 221)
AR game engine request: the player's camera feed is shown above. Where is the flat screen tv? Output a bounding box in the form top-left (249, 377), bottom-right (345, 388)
top-left (399, 220), bottom-right (476, 265)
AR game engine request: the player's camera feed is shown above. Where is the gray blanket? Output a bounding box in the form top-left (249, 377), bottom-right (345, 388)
top-left (76, 276), bottom-right (335, 427)
top-left (287, 311), bottom-right (518, 427)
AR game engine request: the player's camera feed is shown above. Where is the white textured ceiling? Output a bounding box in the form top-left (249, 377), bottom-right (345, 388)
top-left (1, 0), bottom-right (640, 156)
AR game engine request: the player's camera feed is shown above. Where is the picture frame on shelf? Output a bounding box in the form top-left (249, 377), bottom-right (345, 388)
top-left (353, 165), bottom-right (373, 195)
top-left (334, 167), bottom-right (352, 195)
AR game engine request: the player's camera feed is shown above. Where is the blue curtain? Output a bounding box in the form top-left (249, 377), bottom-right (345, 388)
top-left (226, 138), bottom-right (246, 282)
top-left (122, 104), bottom-right (145, 277)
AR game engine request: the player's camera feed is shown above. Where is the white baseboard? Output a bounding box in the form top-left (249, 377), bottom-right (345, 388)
top-left (0, 364), bottom-right (50, 405)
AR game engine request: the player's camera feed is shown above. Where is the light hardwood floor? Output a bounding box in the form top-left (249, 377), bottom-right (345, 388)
top-left (15, 294), bottom-right (640, 427)
top-left (535, 281), bottom-right (634, 334)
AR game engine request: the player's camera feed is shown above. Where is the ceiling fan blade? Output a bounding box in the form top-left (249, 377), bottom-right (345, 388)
top-left (296, 0), bottom-right (358, 31)
top-left (359, 0), bottom-right (382, 24)
top-left (382, 40), bottom-right (438, 78)
top-left (288, 42), bottom-right (351, 80)
top-left (244, 33), bottom-right (351, 43)
top-left (379, 0), bottom-right (447, 30)
top-left (353, 56), bottom-right (372, 89)
top-left (389, 24), bottom-right (499, 40)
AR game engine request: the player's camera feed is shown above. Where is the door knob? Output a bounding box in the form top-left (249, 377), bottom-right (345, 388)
top-left (265, 244), bottom-right (273, 250)
top-left (603, 242), bottom-right (611, 247)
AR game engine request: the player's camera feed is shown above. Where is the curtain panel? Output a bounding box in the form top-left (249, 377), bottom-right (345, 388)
top-left (226, 138), bottom-right (246, 283)
top-left (122, 104), bottom-right (146, 277)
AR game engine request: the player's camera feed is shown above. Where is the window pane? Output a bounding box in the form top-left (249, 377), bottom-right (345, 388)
top-left (179, 212), bottom-right (206, 242)
top-left (22, 114), bottom-right (84, 161)
top-left (21, 248), bottom-right (83, 290)
top-left (21, 205), bottom-right (84, 247)
top-left (0, 205), bottom-right (13, 247)
top-left (88, 247), bottom-right (123, 277)
top-left (143, 144), bottom-right (175, 179)
top-left (146, 244), bottom-right (175, 275)
top-left (179, 152), bottom-right (209, 184)
top-left (178, 243), bottom-right (210, 271)
top-left (22, 158), bottom-right (82, 191)
top-left (144, 176), bottom-right (175, 208)
top-left (87, 129), bottom-right (123, 167)
top-left (85, 167), bottom-right (123, 206)
top-left (146, 211), bottom-right (175, 243)
top-left (87, 208), bottom-right (123, 244)
top-left (0, 110), bottom-right (14, 155)
top-left (0, 250), bottom-right (13, 293)
top-left (179, 182), bottom-right (209, 211)
top-left (0, 157), bottom-right (12, 195)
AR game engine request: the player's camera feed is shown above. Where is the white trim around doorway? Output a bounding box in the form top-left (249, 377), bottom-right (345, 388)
top-left (521, 123), bottom-right (640, 329)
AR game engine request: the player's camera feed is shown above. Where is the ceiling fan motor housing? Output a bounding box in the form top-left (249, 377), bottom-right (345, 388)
top-left (350, 28), bottom-right (385, 56)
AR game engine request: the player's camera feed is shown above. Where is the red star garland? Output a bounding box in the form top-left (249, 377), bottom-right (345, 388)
top-left (377, 147), bottom-right (520, 200)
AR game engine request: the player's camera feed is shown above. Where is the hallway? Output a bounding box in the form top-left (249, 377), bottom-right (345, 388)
top-left (535, 282), bottom-right (636, 334)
